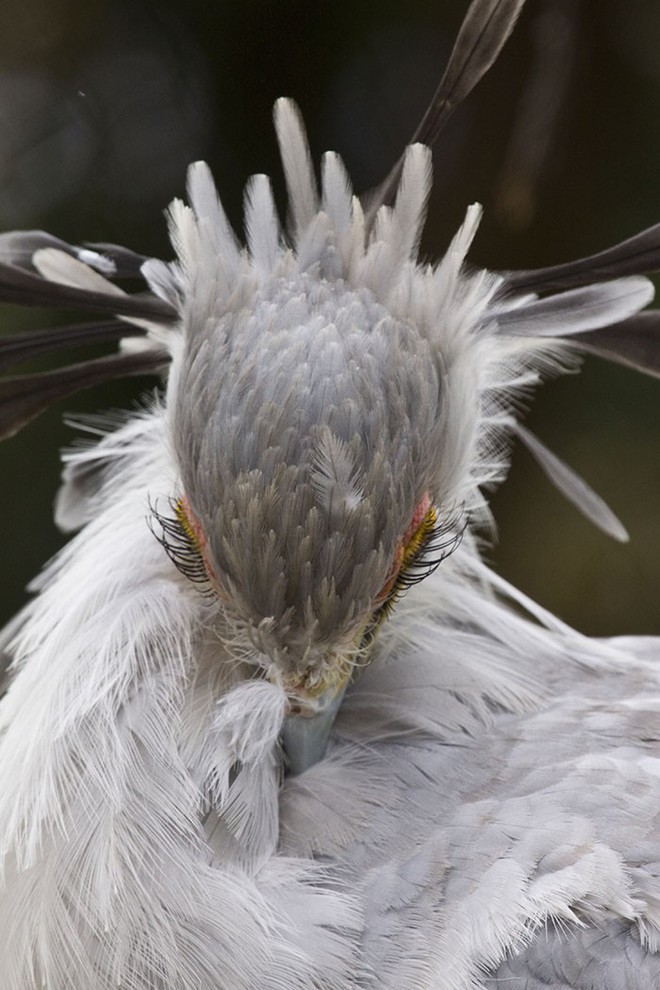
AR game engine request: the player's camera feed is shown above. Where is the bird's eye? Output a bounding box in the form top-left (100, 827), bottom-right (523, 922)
top-left (149, 497), bottom-right (211, 588)
top-left (395, 505), bottom-right (465, 593)
top-left (371, 503), bottom-right (465, 627)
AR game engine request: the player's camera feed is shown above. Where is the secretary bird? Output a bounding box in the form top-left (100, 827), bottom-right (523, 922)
top-left (0, 1), bottom-right (659, 987)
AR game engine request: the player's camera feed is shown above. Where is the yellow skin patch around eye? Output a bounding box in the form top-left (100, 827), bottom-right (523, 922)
top-left (175, 497), bottom-right (202, 550)
top-left (175, 495), bottom-right (227, 592)
top-left (401, 499), bottom-right (437, 570)
top-left (376, 493), bottom-right (437, 604)
top-left (376, 492), bottom-right (438, 604)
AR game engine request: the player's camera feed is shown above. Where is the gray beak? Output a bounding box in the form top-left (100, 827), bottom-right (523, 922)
top-left (280, 680), bottom-right (349, 775)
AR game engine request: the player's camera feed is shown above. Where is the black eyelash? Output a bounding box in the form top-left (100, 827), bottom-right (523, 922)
top-left (148, 497), bottom-right (211, 589)
top-left (366, 506), bottom-right (467, 637)
top-left (395, 509), bottom-right (467, 592)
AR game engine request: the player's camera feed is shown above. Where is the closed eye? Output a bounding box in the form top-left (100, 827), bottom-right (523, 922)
top-left (395, 505), bottom-right (466, 592)
top-left (371, 503), bottom-right (466, 628)
top-left (149, 496), bottom-right (211, 589)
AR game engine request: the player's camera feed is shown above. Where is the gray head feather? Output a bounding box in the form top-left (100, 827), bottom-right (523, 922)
top-left (175, 273), bottom-right (442, 669)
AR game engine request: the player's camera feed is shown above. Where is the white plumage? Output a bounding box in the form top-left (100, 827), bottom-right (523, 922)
top-left (0, 3), bottom-right (659, 987)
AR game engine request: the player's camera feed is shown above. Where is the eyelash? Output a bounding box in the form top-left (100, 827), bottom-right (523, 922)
top-left (149, 497), bottom-right (211, 588)
top-left (371, 506), bottom-right (467, 625)
top-left (395, 508), bottom-right (466, 592)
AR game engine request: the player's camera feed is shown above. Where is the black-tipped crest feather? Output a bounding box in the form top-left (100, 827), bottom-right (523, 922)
top-left (0, 262), bottom-right (176, 322)
top-left (0, 321), bottom-right (141, 374)
top-left (507, 222), bottom-right (660, 293)
top-left (366, 0), bottom-right (527, 220)
top-left (0, 350), bottom-right (169, 441)
top-left (572, 311), bottom-right (660, 379)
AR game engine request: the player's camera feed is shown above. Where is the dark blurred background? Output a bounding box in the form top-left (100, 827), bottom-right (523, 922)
top-left (0, 0), bottom-right (659, 634)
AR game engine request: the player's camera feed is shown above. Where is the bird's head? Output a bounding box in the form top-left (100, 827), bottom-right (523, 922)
top-left (160, 103), bottom-right (495, 770)
top-left (0, 1), bottom-right (653, 777)
top-left (174, 273), bottom-right (450, 686)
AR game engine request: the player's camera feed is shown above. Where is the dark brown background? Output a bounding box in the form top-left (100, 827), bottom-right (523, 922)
top-left (1, 0), bottom-right (659, 634)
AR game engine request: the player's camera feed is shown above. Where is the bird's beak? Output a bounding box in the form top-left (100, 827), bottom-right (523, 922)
top-left (280, 678), bottom-right (350, 775)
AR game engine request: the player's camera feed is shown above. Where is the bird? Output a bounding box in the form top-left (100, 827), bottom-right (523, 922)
top-left (0, 0), bottom-right (660, 987)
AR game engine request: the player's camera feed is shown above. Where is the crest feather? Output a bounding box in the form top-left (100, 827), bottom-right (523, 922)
top-left (274, 98), bottom-right (319, 242)
top-left (244, 174), bottom-right (281, 276)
